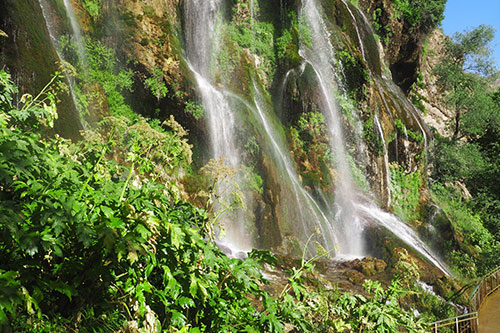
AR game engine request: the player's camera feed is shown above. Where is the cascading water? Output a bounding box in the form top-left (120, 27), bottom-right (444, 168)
top-left (250, 82), bottom-right (338, 252)
top-left (299, 0), bottom-right (365, 256)
top-left (37, 0), bottom-right (83, 128)
top-left (184, 0), bottom-right (252, 253)
top-left (298, 0), bottom-right (450, 274)
top-left (62, 0), bottom-right (87, 67)
top-left (185, 0), bottom-right (342, 254)
top-left (373, 114), bottom-right (391, 207)
top-left (182, 0), bottom-right (449, 274)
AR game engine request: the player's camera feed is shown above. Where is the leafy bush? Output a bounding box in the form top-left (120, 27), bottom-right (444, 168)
top-left (393, 0), bottom-right (446, 30)
top-left (80, 0), bottom-right (102, 22)
top-left (432, 136), bottom-right (486, 183)
top-left (60, 37), bottom-right (136, 121)
top-left (0, 70), bottom-right (298, 331)
top-left (185, 101), bottom-right (204, 120)
top-left (145, 68), bottom-right (168, 102)
top-left (430, 183), bottom-right (498, 277)
top-left (0, 69), bottom-right (437, 331)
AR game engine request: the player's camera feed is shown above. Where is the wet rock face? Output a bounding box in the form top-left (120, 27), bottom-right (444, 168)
top-left (345, 256), bottom-right (388, 276)
top-left (0, 0), bottom-right (82, 140)
top-left (357, 0), bottom-right (426, 92)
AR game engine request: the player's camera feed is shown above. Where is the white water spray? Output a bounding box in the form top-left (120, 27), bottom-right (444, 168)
top-left (37, 0), bottom-right (83, 128)
top-left (298, 0), bottom-right (449, 275)
top-left (373, 114), bottom-right (391, 206)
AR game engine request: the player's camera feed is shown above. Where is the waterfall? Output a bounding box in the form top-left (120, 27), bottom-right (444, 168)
top-left (299, 0), bottom-right (364, 256)
top-left (184, 0), bottom-right (253, 253)
top-left (182, 0), bottom-right (449, 274)
top-left (340, 0), bottom-right (367, 66)
top-left (184, 0), bottom-right (342, 255)
top-left (373, 114), bottom-right (391, 207)
top-left (62, 0), bottom-right (87, 67)
top-left (299, 0), bottom-right (449, 274)
top-left (37, 0), bottom-right (83, 129)
top-left (250, 82), bottom-right (338, 253)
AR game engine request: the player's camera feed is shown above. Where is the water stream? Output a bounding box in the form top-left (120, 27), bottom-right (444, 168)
top-left (40, 0), bottom-right (450, 275)
top-left (62, 0), bottom-right (87, 67)
top-left (37, 0), bottom-right (83, 128)
top-left (373, 113), bottom-right (391, 207)
top-left (298, 0), bottom-right (449, 275)
top-left (184, 0), bottom-right (254, 253)
top-left (299, 0), bottom-right (365, 256)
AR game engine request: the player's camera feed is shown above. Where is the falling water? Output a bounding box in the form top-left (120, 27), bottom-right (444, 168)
top-left (184, 0), bottom-right (253, 253)
top-left (184, 0), bottom-right (238, 164)
top-left (298, 0), bottom-right (449, 274)
top-left (250, 82), bottom-right (338, 252)
top-left (62, 0), bottom-right (87, 66)
top-left (37, 0), bottom-right (83, 129)
top-left (355, 202), bottom-right (451, 276)
top-left (221, 85), bottom-right (339, 253)
top-left (299, 0), bottom-right (364, 256)
top-left (373, 114), bottom-right (391, 207)
top-left (340, 0), bottom-right (367, 66)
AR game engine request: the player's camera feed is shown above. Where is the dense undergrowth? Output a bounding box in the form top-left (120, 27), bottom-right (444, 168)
top-left (0, 69), bottom-right (445, 332)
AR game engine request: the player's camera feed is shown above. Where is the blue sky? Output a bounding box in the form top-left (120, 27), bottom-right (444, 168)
top-left (441, 0), bottom-right (500, 69)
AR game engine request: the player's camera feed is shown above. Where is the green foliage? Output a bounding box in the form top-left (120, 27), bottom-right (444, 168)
top-left (0, 70), bottom-right (17, 112)
top-left (434, 25), bottom-right (496, 139)
top-left (363, 115), bottom-right (384, 156)
top-left (144, 68), bottom-right (168, 102)
top-left (197, 158), bottom-right (245, 241)
top-left (290, 112), bottom-right (333, 185)
top-left (61, 36), bottom-right (136, 121)
top-left (220, 5), bottom-right (277, 83)
top-left (337, 50), bottom-right (369, 98)
top-left (394, 119), bottom-right (424, 144)
top-left (80, 0), bottom-right (102, 22)
top-left (297, 13), bottom-right (312, 49)
top-left (430, 183), bottom-right (498, 277)
top-left (84, 114), bottom-right (193, 181)
top-left (185, 101), bottom-right (204, 120)
top-left (392, 0), bottom-right (446, 30)
top-left (276, 11), bottom-right (307, 65)
top-left (276, 29), bottom-right (293, 59)
top-left (0, 71), bottom-right (315, 331)
top-left (0, 61), bottom-right (459, 331)
top-left (329, 279), bottom-right (428, 332)
top-left (243, 165), bottom-right (263, 195)
top-left (390, 163), bottom-right (422, 222)
top-left (371, 7), bottom-right (392, 44)
top-left (432, 137), bottom-right (486, 183)
top-left (430, 26), bottom-right (500, 276)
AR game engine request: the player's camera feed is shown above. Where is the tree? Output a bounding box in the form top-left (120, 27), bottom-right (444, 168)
top-left (434, 25), bottom-right (496, 140)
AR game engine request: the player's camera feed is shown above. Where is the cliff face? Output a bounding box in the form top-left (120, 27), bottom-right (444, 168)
top-left (0, 0), bottom-right (82, 139)
top-left (0, 0), bottom-right (444, 253)
top-left (413, 29), bottom-right (454, 137)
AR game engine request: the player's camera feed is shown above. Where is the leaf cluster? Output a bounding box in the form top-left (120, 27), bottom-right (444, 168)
top-left (0, 70), bottom-right (317, 332)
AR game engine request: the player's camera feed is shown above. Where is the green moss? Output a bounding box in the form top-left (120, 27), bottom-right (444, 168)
top-left (275, 11), bottom-right (303, 67)
top-left (363, 115), bottom-right (384, 156)
top-left (222, 20), bottom-right (276, 83)
top-left (336, 49), bottom-right (369, 99)
top-left (390, 163), bottom-right (422, 222)
top-left (394, 119), bottom-right (424, 144)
